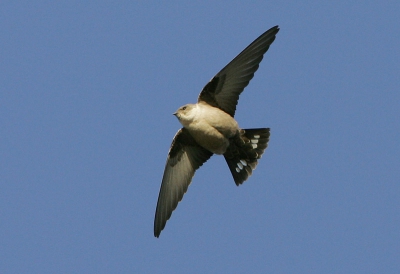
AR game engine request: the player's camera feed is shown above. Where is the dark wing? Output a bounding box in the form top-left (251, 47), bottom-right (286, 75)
top-left (198, 25), bottom-right (279, 117)
top-left (154, 128), bottom-right (213, 237)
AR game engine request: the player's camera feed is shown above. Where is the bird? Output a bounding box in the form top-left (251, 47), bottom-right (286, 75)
top-left (154, 25), bottom-right (279, 237)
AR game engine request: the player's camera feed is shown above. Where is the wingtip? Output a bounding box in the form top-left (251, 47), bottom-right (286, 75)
top-left (270, 25), bottom-right (280, 34)
top-left (154, 213), bottom-right (165, 238)
top-left (154, 223), bottom-right (162, 238)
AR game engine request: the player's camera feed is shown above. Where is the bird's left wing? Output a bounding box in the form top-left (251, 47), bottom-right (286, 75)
top-left (154, 128), bottom-right (213, 237)
top-left (198, 26), bottom-right (279, 117)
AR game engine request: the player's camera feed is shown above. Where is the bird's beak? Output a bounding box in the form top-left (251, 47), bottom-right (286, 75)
top-left (173, 112), bottom-right (177, 116)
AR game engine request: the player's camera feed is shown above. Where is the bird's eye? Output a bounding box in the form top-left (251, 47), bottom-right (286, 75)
top-left (182, 106), bottom-right (187, 110)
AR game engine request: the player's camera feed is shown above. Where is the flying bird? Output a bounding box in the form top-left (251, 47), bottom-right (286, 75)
top-left (154, 26), bottom-right (279, 237)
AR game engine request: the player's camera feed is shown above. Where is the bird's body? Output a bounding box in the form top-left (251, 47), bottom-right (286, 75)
top-left (175, 102), bottom-right (239, 155)
top-left (154, 25), bottom-right (280, 237)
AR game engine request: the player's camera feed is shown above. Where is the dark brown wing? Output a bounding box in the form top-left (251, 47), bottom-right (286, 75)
top-left (198, 26), bottom-right (279, 117)
top-left (154, 128), bottom-right (213, 237)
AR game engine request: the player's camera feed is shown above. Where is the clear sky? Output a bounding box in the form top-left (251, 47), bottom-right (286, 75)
top-left (1, 1), bottom-right (399, 273)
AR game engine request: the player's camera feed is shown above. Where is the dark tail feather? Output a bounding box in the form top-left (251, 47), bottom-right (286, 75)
top-left (224, 128), bottom-right (270, 185)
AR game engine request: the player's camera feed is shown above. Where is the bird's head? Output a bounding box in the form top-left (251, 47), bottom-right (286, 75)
top-left (173, 104), bottom-right (197, 127)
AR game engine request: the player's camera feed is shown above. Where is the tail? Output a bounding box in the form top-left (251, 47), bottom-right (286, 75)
top-left (224, 128), bottom-right (270, 185)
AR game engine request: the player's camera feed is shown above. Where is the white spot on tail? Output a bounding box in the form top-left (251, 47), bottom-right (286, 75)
top-left (252, 144), bottom-right (258, 149)
top-left (251, 139), bottom-right (259, 144)
top-left (240, 160), bottom-right (247, 166)
top-left (235, 167), bottom-right (240, 173)
top-left (253, 135), bottom-right (260, 139)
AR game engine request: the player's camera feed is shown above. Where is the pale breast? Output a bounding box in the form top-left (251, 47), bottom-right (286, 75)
top-left (189, 124), bottom-right (229, 154)
top-left (196, 103), bottom-right (239, 138)
top-left (186, 104), bottom-right (239, 154)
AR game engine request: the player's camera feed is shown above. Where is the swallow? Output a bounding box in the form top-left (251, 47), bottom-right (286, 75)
top-left (154, 25), bottom-right (279, 237)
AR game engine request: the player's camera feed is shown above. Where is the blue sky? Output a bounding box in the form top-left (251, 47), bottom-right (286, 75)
top-left (1, 1), bottom-right (399, 273)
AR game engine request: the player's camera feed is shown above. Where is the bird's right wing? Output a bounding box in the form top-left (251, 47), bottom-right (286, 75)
top-left (154, 128), bottom-right (213, 237)
top-left (198, 26), bottom-right (279, 117)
